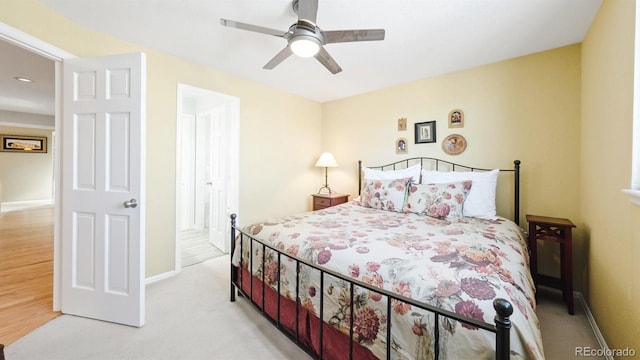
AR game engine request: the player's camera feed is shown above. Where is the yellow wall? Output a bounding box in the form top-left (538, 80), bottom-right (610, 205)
top-left (322, 45), bottom-right (583, 287)
top-left (0, 0), bottom-right (323, 277)
top-left (582, 0), bottom-right (640, 353)
top-left (0, 125), bottom-right (53, 203)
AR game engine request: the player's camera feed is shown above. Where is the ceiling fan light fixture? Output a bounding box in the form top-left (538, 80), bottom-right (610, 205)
top-left (290, 36), bottom-right (321, 58)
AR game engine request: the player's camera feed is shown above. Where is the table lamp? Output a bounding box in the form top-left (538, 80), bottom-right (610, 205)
top-left (315, 152), bottom-right (338, 194)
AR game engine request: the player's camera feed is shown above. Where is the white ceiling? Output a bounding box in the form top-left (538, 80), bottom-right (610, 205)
top-left (2, 0), bottom-right (602, 116)
top-left (0, 39), bottom-right (55, 116)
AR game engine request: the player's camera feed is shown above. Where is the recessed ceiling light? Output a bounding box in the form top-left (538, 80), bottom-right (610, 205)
top-left (14, 76), bottom-right (34, 83)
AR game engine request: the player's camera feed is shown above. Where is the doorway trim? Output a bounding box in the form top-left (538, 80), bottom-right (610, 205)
top-left (175, 83), bottom-right (239, 271)
top-left (0, 21), bottom-right (75, 311)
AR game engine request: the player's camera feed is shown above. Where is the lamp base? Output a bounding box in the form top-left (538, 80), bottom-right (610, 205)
top-left (317, 185), bottom-right (333, 195)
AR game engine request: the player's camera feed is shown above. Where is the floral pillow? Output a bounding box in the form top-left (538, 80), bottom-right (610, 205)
top-left (421, 169), bottom-right (498, 219)
top-left (359, 177), bottom-right (412, 212)
top-left (403, 180), bottom-right (472, 219)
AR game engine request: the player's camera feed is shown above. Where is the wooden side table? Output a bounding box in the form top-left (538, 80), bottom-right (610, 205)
top-left (312, 193), bottom-right (349, 210)
top-left (526, 214), bottom-right (576, 315)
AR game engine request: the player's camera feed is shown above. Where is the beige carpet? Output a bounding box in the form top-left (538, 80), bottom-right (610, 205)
top-left (5, 255), bottom-right (604, 359)
top-left (536, 286), bottom-right (605, 360)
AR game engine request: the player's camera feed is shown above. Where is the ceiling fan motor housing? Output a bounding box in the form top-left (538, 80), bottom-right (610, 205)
top-left (287, 20), bottom-right (325, 43)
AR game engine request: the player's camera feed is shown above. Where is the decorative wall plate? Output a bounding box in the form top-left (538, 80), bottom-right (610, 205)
top-left (442, 134), bottom-right (467, 155)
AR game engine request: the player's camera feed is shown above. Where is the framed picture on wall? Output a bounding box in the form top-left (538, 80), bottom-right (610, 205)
top-left (396, 137), bottom-right (408, 154)
top-left (397, 117), bottom-right (407, 131)
top-left (448, 109), bottom-right (464, 128)
top-left (414, 121), bottom-right (436, 144)
top-left (0, 134), bottom-right (47, 153)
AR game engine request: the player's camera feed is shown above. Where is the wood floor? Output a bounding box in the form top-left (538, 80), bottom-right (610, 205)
top-left (181, 229), bottom-right (225, 267)
top-left (0, 205), bottom-right (59, 345)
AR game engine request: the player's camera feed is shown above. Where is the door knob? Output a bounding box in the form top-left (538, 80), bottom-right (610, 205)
top-left (123, 198), bottom-right (138, 208)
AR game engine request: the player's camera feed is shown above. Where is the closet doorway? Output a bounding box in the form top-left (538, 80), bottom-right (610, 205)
top-left (175, 84), bottom-right (239, 269)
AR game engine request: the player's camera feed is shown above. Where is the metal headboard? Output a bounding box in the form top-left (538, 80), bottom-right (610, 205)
top-left (358, 158), bottom-right (521, 225)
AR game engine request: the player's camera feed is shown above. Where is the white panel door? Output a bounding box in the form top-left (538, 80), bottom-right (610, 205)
top-left (61, 53), bottom-right (146, 327)
top-left (208, 106), bottom-right (227, 252)
top-left (180, 113), bottom-right (196, 230)
top-left (194, 113), bottom-right (207, 230)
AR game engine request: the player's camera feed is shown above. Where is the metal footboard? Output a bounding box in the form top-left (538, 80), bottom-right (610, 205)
top-left (229, 214), bottom-right (513, 360)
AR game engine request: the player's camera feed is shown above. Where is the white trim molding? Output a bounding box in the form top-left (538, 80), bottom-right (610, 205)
top-left (0, 20), bottom-right (76, 312)
top-left (0, 199), bottom-right (53, 213)
top-left (622, 189), bottom-right (640, 207)
top-left (0, 22), bottom-right (74, 61)
top-left (576, 292), bottom-right (614, 360)
top-left (633, 3), bottom-right (640, 204)
top-left (0, 121), bottom-right (55, 130)
top-left (145, 270), bottom-right (176, 285)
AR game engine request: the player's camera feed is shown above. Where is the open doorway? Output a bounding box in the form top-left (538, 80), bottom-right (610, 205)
top-left (0, 39), bottom-right (56, 211)
top-left (0, 35), bottom-right (58, 345)
top-left (175, 84), bottom-right (239, 269)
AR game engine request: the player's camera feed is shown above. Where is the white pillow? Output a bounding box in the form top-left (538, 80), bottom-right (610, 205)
top-left (363, 163), bottom-right (421, 183)
top-left (421, 169), bottom-right (499, 219)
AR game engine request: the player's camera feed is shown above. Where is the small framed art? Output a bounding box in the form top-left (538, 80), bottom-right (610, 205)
top-left (414, 121), bottom-right (436, 144)
top-left (397, 117), bottom-right (407, 131)
top-left (448, 109), bottom-right (464, 128)
top-left (396, 137), bottom-right (408, 154)
top-left (0, 134), bottom-right (47, 153)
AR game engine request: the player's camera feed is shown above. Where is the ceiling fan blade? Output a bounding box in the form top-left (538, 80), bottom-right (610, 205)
top-left (324, 29), bottom-right (386, 44)
top-left (263, 46), bottom-right (294, 70)
top-left (220, 19), bottom-right (285, 37)
top-left (314, 47), bottom-right (342, 74)
top-left (297, 0), bottom-right (319, 24)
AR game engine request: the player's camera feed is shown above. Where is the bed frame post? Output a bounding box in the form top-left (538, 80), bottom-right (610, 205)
top-left (230, 213), bottom-right (237, 302)
top-left (513, 160), bottom-right (521, 225)
top-left (358, 160), bottom-right (362, 195)
top-left (493, 298), bottom-right (513, 360)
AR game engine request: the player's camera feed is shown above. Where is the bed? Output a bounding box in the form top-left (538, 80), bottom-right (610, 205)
top-left (230, 158), bottom-right (543, 359)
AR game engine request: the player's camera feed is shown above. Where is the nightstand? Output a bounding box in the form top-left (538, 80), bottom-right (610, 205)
top-left (526, 214), bottom-right (576, 315)
top-left (311, 193), bottom-right (349, 210)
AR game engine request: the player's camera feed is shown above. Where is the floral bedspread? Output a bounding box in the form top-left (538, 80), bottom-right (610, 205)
top-left (232, 201), bottom-right (544, 359)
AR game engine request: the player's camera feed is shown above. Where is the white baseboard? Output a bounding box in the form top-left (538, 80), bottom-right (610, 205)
top-left (145, 269), bottom-right (177, 285)
top-left (1, 199), bottom-right (53, 212)
top-left (576, 291), bottom-right (613, 360)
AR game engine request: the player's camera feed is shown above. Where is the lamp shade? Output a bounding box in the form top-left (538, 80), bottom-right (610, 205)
top-left (315, 152), bottom-right (338, 167)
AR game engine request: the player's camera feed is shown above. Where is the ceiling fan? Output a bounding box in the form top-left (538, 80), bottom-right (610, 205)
top-left (220, 0), bottom-right (385, 74)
